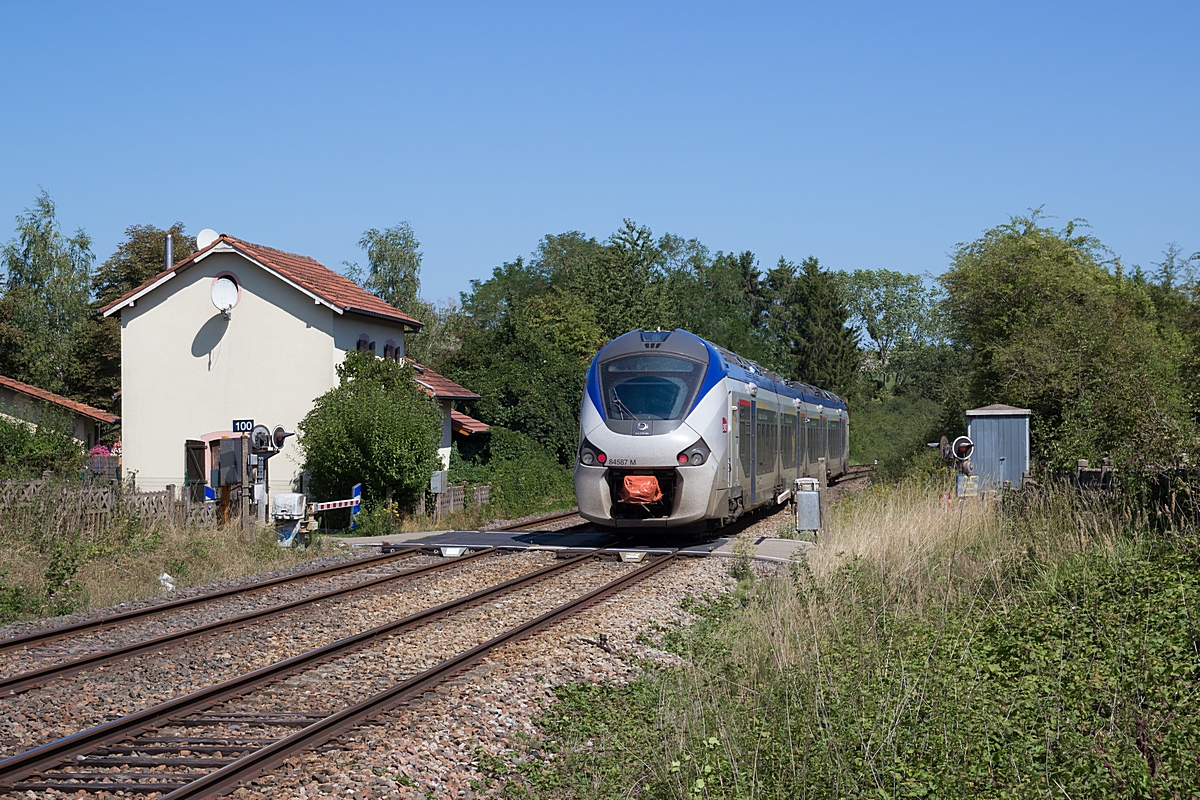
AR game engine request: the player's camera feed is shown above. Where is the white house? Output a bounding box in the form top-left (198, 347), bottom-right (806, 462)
top-left (100, 232), bottom-right (485, 496)
top-left (0, 374), bottom-right (118, 450)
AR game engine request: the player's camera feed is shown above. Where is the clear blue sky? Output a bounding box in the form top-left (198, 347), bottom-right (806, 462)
top-left (2, 2), bottom-right (1197, 303)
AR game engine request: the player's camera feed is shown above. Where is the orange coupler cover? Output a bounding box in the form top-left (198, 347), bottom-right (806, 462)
top-left (620, 475), bottom-right (663, 504)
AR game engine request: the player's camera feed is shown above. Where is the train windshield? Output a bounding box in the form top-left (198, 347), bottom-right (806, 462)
top-left (600, 355), bottom-right (705, 420)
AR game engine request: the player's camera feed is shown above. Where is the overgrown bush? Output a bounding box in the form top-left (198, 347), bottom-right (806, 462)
top-left (298, 352), bottom-right (442, 511)
top-left (0, 403), bottom-right (86, 480)
top-left (450, 426), bottom-right (574, 517)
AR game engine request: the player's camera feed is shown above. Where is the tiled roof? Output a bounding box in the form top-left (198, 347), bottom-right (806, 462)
top-left (99, 234), bottom-right (423, 330)
top-left (450, 410), bottom-right (489, 435)
top-left (0, 375), bottom-right (119, 424)
top-left (411, 363), bottom-right (481, 400)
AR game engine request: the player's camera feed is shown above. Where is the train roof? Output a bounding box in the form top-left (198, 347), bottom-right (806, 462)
top-left (594, 329), bottom-right (848, 412)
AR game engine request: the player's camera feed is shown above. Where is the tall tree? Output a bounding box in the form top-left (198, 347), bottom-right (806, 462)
top-left (92, 223), bottom-right (195, 306)
top-left (777, 256), bottom-right (860, 395)
top-left (838, 268), bottom-right (943, 394)
top-left (346, 222), bottom-right (423, 319)
top-left (0, 190), bottom-right (94, 394)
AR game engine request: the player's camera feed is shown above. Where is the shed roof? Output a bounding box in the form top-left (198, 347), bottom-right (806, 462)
top-left (0, 375), bottom-right (119, 424)
top-left (966, 403), bottom-right (1031, 416)
top-left (411, 363), bottom-right (481, 400)
top-left (98, 234), bottom-right (423, 330)
top-left (451, 410), bottom-right (489, 435)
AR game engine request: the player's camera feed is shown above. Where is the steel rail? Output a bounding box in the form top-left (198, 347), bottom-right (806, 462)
top-left (498, 508), bottom-right (583, 531)
top-left (0, 546), bottom-right (423, 653)
top-left (0, 548), bottom-right (602, 787)
top-left (163, 549), bottom-right (678, 800)
top-left (0, 547), bottom-right (493, 695)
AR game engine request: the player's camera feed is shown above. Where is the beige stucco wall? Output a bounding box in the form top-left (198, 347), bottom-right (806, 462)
top-left (0, 386), bottom-right (97, 447)
top-left (119, 249), bottom-right (411, 495)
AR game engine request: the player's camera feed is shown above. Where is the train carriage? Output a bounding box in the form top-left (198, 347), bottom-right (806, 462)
top-left (575, 328), bottom-right (849, 530)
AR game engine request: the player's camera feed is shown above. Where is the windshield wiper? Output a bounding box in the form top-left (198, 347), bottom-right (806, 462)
top-left (612, 394), bottom-right (640, 420)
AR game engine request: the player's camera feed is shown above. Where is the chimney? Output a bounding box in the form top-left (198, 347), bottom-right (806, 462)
top-left (165, 233), bottom-right (174, 272)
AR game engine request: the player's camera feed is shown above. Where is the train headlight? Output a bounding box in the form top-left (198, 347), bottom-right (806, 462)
top-left (579, 439), bottom-right (606, 467)
top-left (677, 438), bottom-right (711, 467)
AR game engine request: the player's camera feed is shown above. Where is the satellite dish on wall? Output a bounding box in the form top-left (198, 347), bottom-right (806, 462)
top-left (197, 228), bottom-right (220, 250)
top-left (211, 276), bottom-right (239, 315)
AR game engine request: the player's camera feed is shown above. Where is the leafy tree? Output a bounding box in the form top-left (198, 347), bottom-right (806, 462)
top-left (0, 190), bottom-right (94, 394)
top-left (0, 403), bottom-right (86, 480)
top-left (556, 220), bottom-right (670, 339)
top-left (838, 269), bottom-right (943, 395)
top-left (297, 351), bottom-right (441, 509)
top-left (345, 222), bottom-right (423, 319)
top-left (941, 213), bottom-right (1194, 467)
top-left (92, 223), bottom-right (195, 306)
top-left (666, 247), bottom-right (773, 363)
top-left (443, 287), bottom-right (602, 463)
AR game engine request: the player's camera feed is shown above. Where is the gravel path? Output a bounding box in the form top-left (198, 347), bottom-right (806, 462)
top-left (225, 557), bottom-right (737, 799)
top-left (0, 551), bottom-right (560, 759)
top-left (0, 554), bottom-right (446, 680)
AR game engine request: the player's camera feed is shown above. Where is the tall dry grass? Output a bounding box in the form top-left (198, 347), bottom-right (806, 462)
top-left (649, 475), bottom-right (1142, 798)
top-left (0, 483), bottom-right (330, 625)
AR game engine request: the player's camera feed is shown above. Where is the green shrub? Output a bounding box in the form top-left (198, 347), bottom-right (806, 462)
top-left (0, 402), bottom-right (87, 480)
top-left (298, 352), bottom-right (442, 511)
top-left (450, 426), bottom-right (574, 517)
top-left (849, 393), bottom-right (943, 477)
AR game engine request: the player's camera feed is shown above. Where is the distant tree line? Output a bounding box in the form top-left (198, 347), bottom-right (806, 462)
top-left (3, 190), bottom-right (1197, 485)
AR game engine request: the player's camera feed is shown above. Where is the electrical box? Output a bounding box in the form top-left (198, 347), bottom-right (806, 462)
top-left (430, 470), bottom-right (448, 494)
top-left (794, 478), bottom-right (821, 531)
top-left (219, 438), bottom-right (244, 485)
top-left (272, 493), bottom-right (307, 520)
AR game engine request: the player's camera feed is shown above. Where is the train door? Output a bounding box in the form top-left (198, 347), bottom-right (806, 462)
top-left (756, 404), bottom-right (777, 501)
top-left (798, 413), bottom-right (808, 476)
top-left (734, 397), bottom-right (754, 507)
top-left (820, 416), bottom-right (829, 468)
top-left (781, 412), bottom-right (797, 485)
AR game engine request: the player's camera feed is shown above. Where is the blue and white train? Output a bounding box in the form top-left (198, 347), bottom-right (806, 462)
top-left (575, 328), bottom-right (849, 530)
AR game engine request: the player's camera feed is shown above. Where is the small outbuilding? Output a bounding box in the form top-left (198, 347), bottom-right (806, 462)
top-left (0, 374), bottom-right (118, 450)
top-left (966, 404), bottom-right (1031, 489)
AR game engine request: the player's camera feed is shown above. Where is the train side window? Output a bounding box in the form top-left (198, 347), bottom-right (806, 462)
top-left (781, 414), bottom-right (796, 469)
top-left (757, 408), bottom-right (777, 475)
top-left (738, 400), bottom-right (752, 478)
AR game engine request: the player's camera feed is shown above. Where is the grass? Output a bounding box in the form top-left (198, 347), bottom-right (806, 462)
top-left (505, 473), bottom-right (1200, 798)
top-left (0, 482), bottom-right (333, 625)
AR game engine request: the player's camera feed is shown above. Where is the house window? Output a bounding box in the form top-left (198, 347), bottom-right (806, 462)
top-left (384, 341), bottom-right (395, 359)
top-left (356, 336), bottom-right (368, 351)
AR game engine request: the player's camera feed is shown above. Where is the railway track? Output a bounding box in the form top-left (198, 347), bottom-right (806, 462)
top-left (0, 508), bottom-right (590, 696)
top-left (0, 547), bottom-right (424, 655)
top-left (492, 507), bottom-right (585, 532)
top-left (0, 548), bottom-right (675, 798)
top-left (0, 548), bottom-right (495, 696)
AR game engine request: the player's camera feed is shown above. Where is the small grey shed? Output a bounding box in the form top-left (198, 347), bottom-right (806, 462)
top-left (966, 404), bottom-right (1030, 489)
